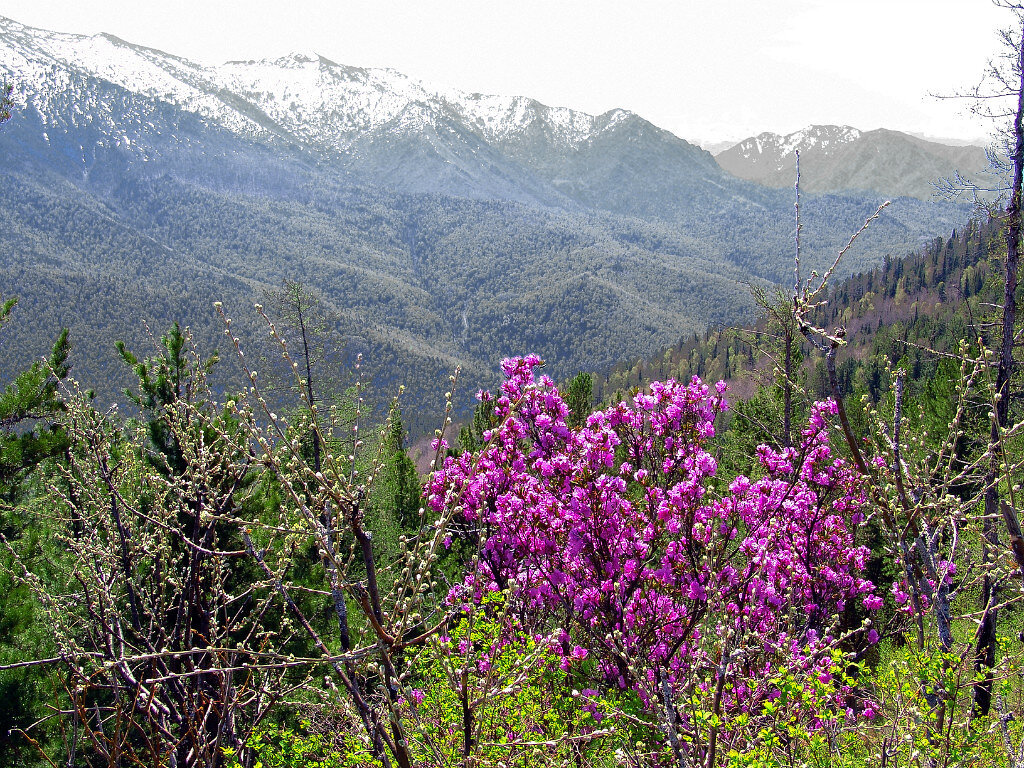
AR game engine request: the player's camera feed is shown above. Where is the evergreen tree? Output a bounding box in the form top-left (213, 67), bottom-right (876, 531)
top-left (0, 81), bottom-right (12, 125)
top-left (458, 396), bottom-right (498, 454)
top-left (377, 409), bottom-right (422, 532)
top-left (0, 297), bottom-right (71, 766)
top-left (0, 305), bottom-right (70, 499)
top-left (563, 371), bottom-right (594, 431)
top-left (744, 285), bottom-right (803, 447)
top-left (115, 322), bottom-right (214, 475)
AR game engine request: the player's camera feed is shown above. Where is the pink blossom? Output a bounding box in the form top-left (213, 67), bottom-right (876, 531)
top-left (432, 359), bottom-right (880, 744)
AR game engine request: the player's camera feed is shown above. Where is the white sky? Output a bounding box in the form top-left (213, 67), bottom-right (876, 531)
top-left (0, 0), bottom-right (1012, 145)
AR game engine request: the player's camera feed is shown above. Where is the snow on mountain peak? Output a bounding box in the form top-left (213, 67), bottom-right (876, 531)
top-left (730, 125), bottom-right (863, 167)
top-left (0, 15), bottom-right (654, 157)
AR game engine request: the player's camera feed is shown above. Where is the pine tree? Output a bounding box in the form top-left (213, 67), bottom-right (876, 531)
top-left (378, 408), bottom-right (422, 532)
top-left (0, 297), bottom-right (71, 765)
top-left (115, 322), bottom-right (213, 475)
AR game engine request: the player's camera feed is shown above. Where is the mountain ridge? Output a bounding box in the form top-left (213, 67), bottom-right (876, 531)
top-left (715, 124), bottom-right (990, 200)
top-left (0, 15), bottom-right (971, 432)
top-left (0, 15), bottom-right (665, 165)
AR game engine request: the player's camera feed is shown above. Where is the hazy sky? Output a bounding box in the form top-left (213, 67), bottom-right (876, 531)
top-left (0, 0), bottom-right (1013, 145)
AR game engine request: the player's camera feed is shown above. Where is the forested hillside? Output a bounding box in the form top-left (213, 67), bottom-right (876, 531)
top-left (597, 215), bottom-right (1001, 409)
top-left (0, 16), bottom-right (971, 432)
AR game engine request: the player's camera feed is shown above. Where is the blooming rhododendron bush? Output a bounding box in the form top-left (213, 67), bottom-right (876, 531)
top-left (428, 356), bottom-right (881, 763)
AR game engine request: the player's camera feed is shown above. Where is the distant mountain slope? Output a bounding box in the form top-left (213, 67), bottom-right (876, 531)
top-left (594, 215), bottom-right (1002, 411)
top-left (715, 125), bottom-right (990, 200)
top-left (0, 16), bottom-right (970, 432)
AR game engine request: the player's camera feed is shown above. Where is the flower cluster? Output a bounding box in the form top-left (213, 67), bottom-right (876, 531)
top-left (428, 356), bottom-right (879, 738)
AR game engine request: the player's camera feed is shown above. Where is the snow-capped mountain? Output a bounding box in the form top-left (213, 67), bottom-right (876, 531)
top-left (715, 125), bottom-right (988, 200)
top-left (721, 125), bottom-right (863, 169)
top-left (2, 14), bottom-right (734, 208)
top-left (0, 16), bottom-right (660, 166)
top-left (0, 16), bottom-right (969, 428)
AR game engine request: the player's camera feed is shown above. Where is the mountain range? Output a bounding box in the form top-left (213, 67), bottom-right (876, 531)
top-left (715, 125), bottom-right (990, 200)
top-left (0, 16), bottom-right (974, 430)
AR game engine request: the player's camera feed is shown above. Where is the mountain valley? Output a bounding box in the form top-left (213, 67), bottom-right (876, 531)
top-left (0, 16), bottom-right (978, 430)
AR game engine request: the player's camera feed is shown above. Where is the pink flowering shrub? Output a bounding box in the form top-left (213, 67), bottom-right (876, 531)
top-left (428, 356), bottom-right (880, 757)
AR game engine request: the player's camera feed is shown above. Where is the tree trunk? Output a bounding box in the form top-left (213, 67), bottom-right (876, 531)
top-left (975, 20), bottom-right (1024, 719)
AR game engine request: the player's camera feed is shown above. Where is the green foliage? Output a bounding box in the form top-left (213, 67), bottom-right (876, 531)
top-left (0, 81), bottom-right (12, 125)
top-left (0, 296), bottom-right (70, 766)
top-left (457, 396), bottom-right (498, 454)
top-left (383, 590), bottom-right (617, 767)
top-left (563, 371), bottom-right (594, 431)
top-left (0, 314), bottom-right (70, 498)
top-left (717, 384), bottom-right (803, 477)
top-left (720, 652), bottom-right (866, 768)
top-left (116, 322), bottom-right (217, 474)
top-left (0, 501), bottom-right (63, 767)
top-left (597, 218), bottom-right (1003, 435)
top-left (374, 409), bottom-right (421, 531)
top-left (225, 723), bottom-right (380, 768)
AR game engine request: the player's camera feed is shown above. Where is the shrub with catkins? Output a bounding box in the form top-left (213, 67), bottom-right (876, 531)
top-left (429, 356), bottom-right (880, 756)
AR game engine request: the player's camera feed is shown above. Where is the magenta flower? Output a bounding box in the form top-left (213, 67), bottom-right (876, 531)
top-left (430, 358), bottom-right (881, 743)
